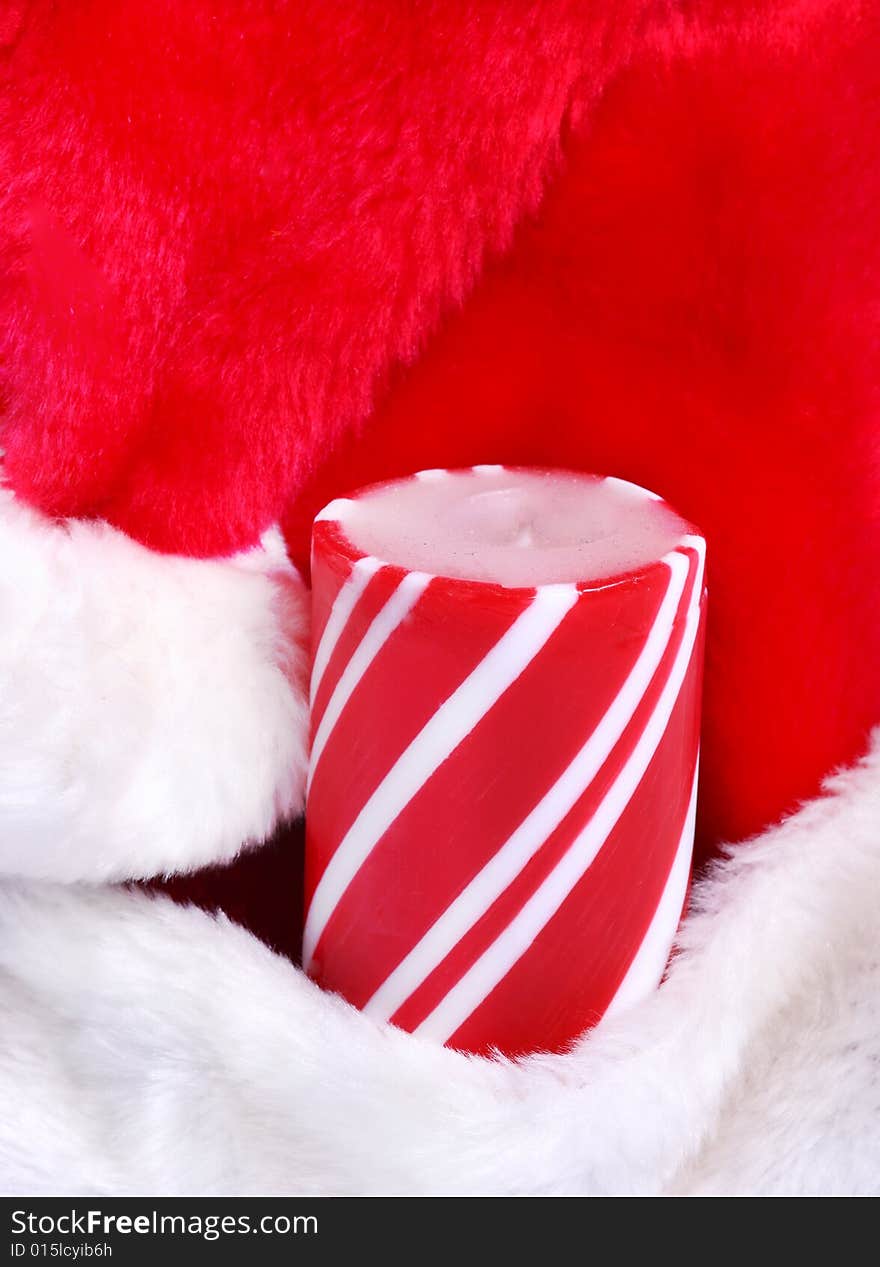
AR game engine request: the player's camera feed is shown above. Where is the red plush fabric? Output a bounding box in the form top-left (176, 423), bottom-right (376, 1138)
top-left (286, 3), bottom-right (880, 852)
top-left (1, 0), bottom-right (642, 550)
top-left (3, 0), bottom-right (879, 882)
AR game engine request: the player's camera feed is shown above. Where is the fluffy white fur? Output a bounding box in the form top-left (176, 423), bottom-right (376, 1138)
top-left (0, 483), bottom-right (309, 881)
top-left (1, 476), bottom-right (877, 1194)
top-left (1, 733), bottom-right (878, 1195)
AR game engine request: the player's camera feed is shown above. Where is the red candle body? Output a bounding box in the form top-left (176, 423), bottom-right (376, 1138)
top-left (304, 468), bottom-right (706, 1057)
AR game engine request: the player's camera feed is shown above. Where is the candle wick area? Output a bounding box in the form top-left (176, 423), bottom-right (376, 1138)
top-left (340, 468), bottom-right (688, 587)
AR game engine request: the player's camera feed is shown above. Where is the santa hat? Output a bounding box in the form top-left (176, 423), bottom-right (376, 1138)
top-left (1, 0), bottom-right (879, 1193)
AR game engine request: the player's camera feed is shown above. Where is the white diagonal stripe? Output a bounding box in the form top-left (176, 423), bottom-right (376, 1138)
top-left (303, 583), bottom-right (580, 969)
top-left (603, 475), bottom-right (662, 502)
top-left (603, 754), bottom-right (699, 1021)
top-left (307, 570), bottom-right (431, 792)
top-left (414, 539), bottom-right (705, 1044)
top-left (363, 550), bottom-right (690, 1024)
top-left (310, 555), bottom-right (382, 708)
top-left (314, 497), bottom-right (356, 522)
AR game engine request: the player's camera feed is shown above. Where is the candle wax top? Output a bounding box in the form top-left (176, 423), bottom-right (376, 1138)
top-left (333, 467), bottom-right (690, 587)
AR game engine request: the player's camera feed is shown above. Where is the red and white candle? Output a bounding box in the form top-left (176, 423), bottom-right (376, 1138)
top-left (304, 466), bottom-right (706, 1057)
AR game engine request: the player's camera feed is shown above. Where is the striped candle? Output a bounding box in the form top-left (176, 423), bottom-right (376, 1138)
top-left (304, 467), bottom-right (706, 1057)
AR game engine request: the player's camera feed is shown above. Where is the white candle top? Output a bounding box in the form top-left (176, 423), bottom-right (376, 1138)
top-left (330, 467), bottom-right (689, 587)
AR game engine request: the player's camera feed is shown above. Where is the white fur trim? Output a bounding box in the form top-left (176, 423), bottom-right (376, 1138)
top-left (0, 486), bottom-right (309, 882)
top-left (0, 732), bottom-right (878, 1195)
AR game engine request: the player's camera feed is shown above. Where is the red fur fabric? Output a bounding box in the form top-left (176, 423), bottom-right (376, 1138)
top-left (2, 0), bottom-right (879, 855)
